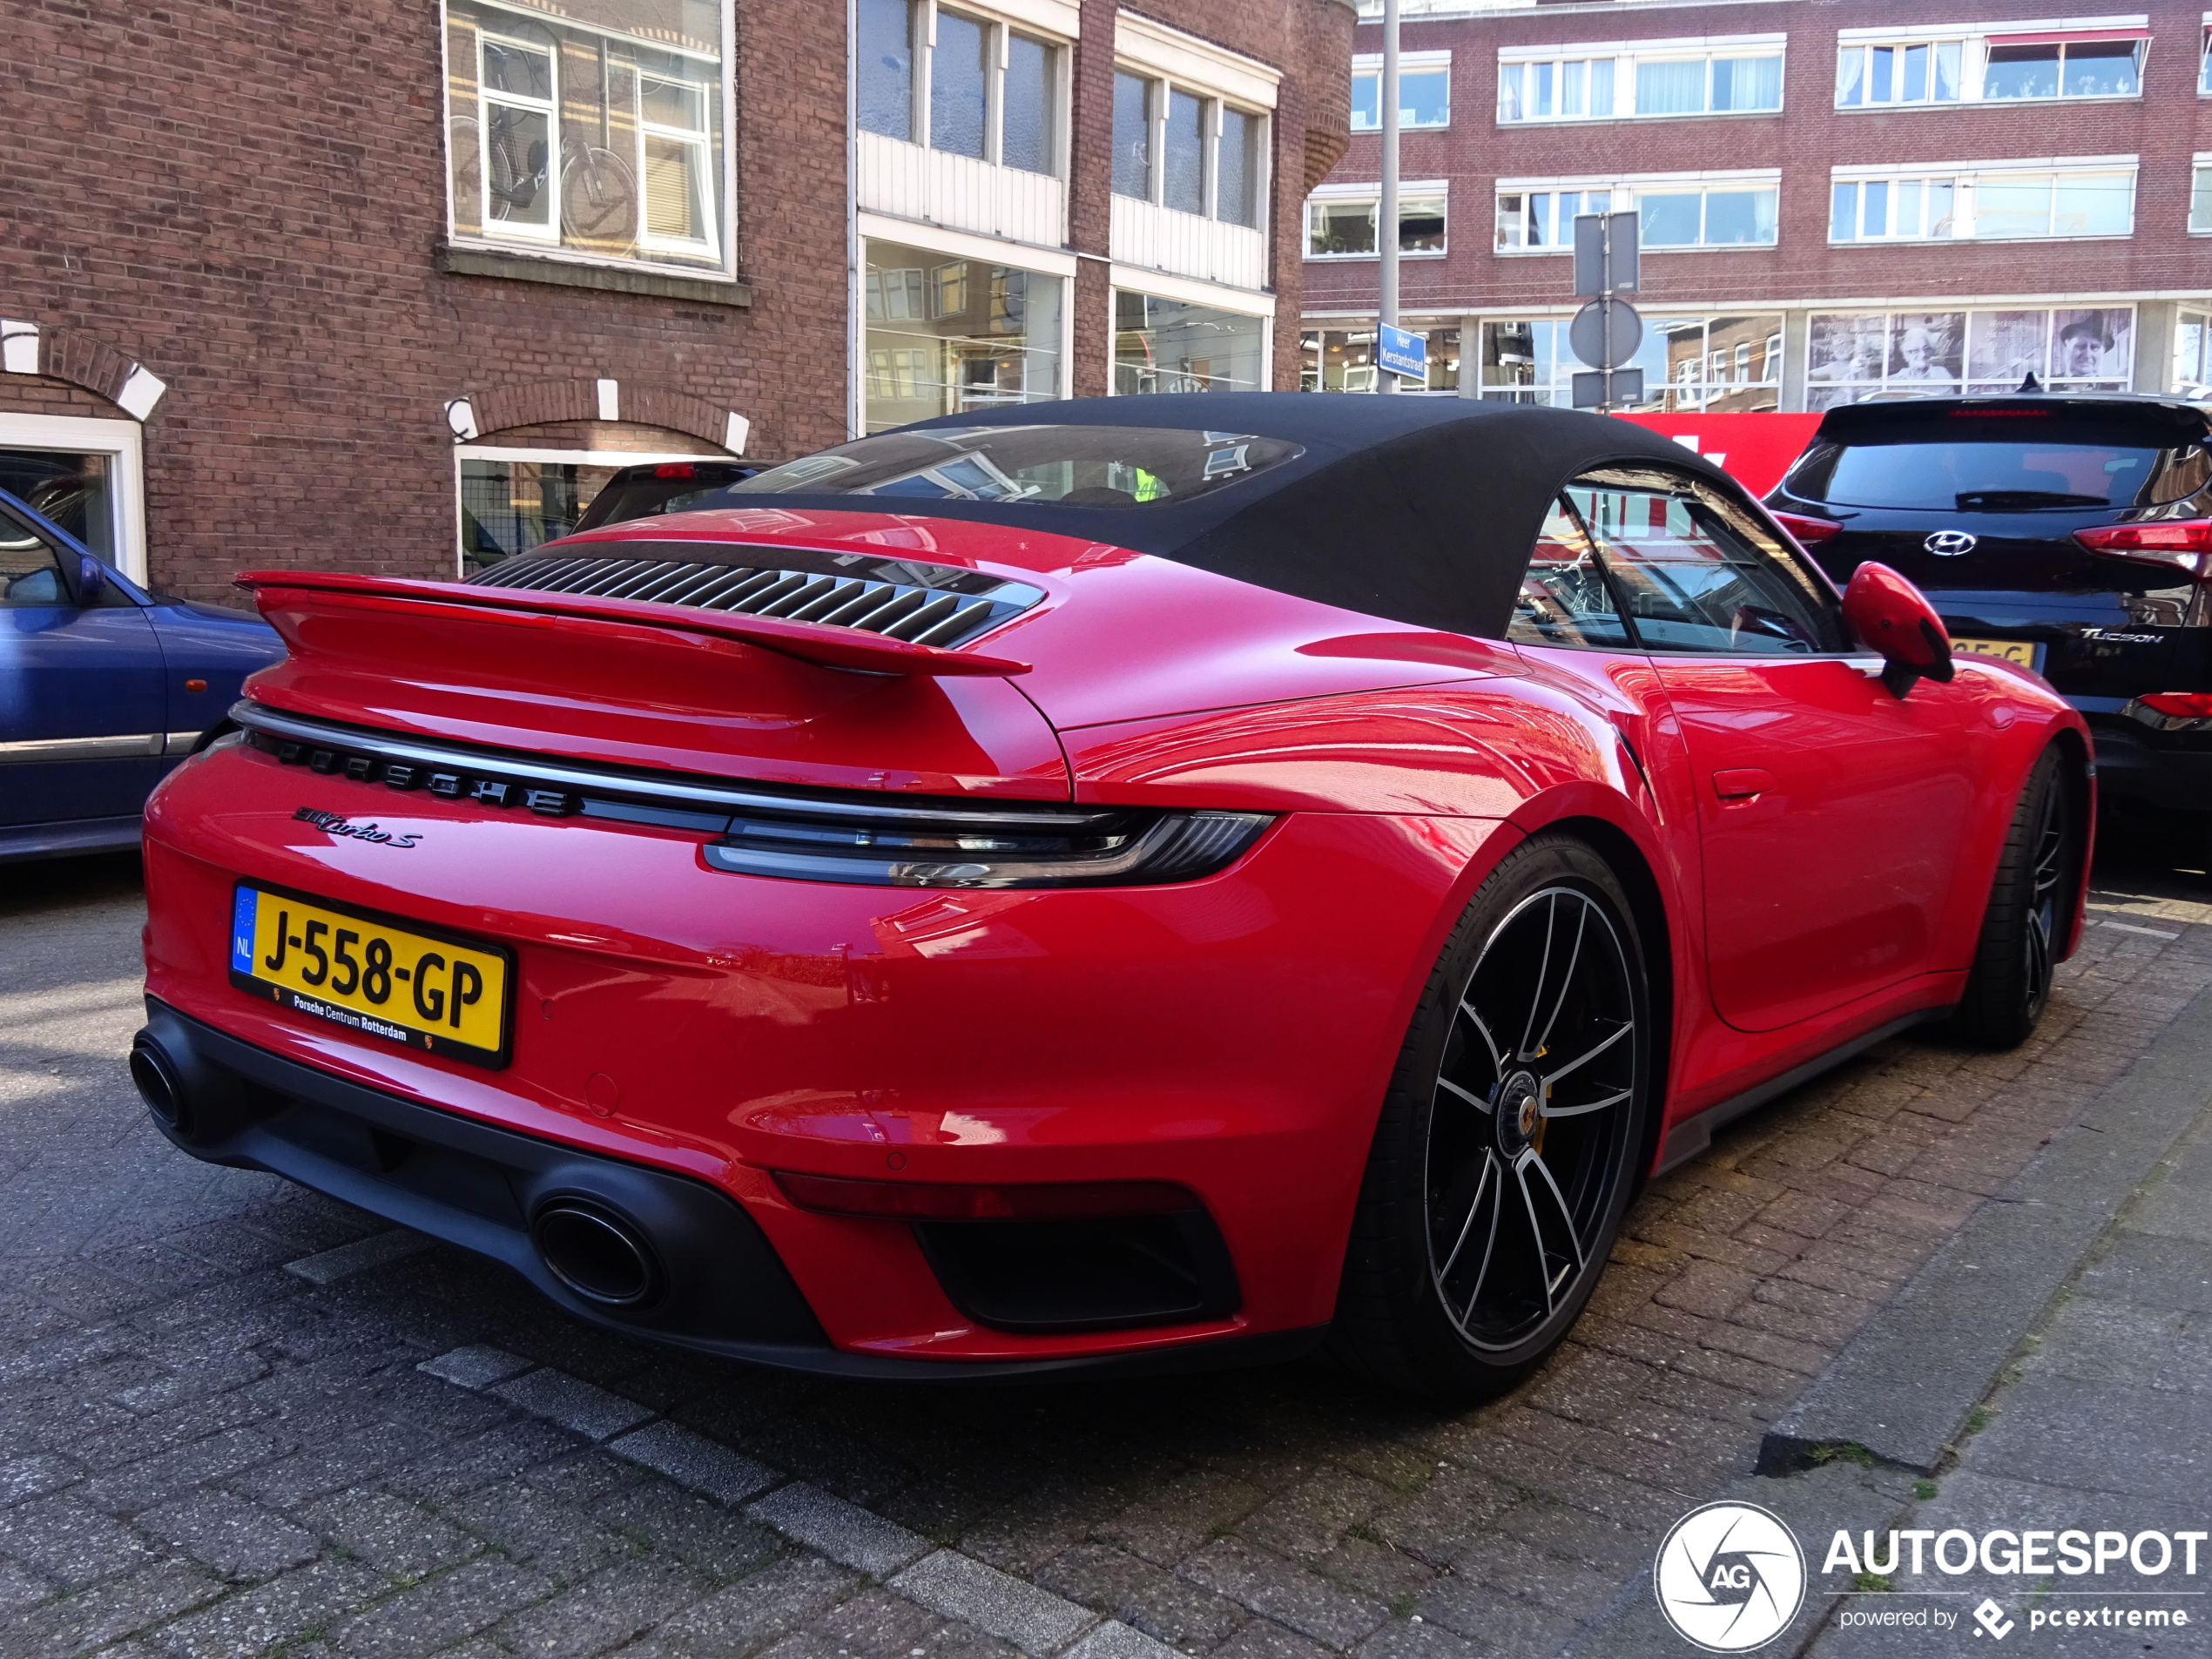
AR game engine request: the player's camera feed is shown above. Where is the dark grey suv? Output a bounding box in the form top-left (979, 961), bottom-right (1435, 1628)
top-left (1766, 394), bottom-right (2212, 816)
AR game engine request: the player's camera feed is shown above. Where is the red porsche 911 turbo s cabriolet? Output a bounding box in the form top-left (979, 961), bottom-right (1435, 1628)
top-left (132, 395), bottom-right (2090, 1399)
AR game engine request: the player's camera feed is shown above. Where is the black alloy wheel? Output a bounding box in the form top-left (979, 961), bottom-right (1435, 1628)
top-left (1332, 834), bottom-right (1653, 1399)
top-left (1954, 746), bottom-right (2077, 1049)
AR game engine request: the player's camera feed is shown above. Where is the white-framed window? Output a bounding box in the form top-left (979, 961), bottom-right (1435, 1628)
top-left (1805, 306), bottom-right (2135, 409)
top-left (2201, 23), bottom-right (2211, 92)
top-left (857, 0), bottom-right (1065, 177)
top-left (1494, 173), bottom-right (1778, 253)
top-left (1828, 158), bottom-right (2136, 243)
top-left (2193, 154), bottom-right (2212, 232)
top-left (1114, 290), bottom-right (1268, 395)
top-left (1834, 38), bottom-right (1966, 106)
top-left (1112, 64), bottom-right (1267, 228)
top-left (2175, 304), bottom-right (2212, 395)
top-left (1498, 35), bottom-right (1782, 124)
top-left (1352, 51), bottom-right (1451, 130)
top-left (455, 442), bottom-right (730, 578)
top-left (861, 233), bottom-right (1066, 432)
top-left (1835, 19), bottom-right (2148, 110)
top-left (1467, 313), bottom-right (1782, 409)
top-left (1306, 183), bottom-right (1447, 258)
top-left (443, 0), bottom-right (731, 274)
top-left (0, 413), bottom-right (148, 583)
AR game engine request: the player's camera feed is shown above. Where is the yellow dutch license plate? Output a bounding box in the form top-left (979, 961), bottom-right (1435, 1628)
top-left (228, 884), bottom-right (512, 1067)
top-left (1950, 636), bottom-right (2040, 670)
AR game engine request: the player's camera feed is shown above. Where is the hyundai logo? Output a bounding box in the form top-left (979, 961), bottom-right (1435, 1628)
top-left (1925, 530), bottom-right (1979, 556)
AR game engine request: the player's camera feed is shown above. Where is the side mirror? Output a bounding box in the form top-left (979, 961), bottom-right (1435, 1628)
top-left (75, 555), bottom-right (107, 604)
top-left (1842, 563), bottom-right (1953, 698)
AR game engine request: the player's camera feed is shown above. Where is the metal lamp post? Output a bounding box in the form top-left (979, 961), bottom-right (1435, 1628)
top-left (1377, 0), bottom-right (1398, 393)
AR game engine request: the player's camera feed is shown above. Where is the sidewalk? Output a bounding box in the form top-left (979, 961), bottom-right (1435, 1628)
top-left (1557, 886), bottom-right (2212, 1659)
top-left (1802, 1080), bottom-right (2212, 1655)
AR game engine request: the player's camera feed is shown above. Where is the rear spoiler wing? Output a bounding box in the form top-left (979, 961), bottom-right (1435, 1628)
top-left (233, 570), bottom-right (1032, 678)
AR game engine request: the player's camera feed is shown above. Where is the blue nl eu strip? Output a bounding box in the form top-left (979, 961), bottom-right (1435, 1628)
top-left (231, 887), bottom-right (258, 975)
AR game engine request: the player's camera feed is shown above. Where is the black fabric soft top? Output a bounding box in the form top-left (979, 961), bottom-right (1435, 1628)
top-left (743, 393), bottom-right (1743, 639)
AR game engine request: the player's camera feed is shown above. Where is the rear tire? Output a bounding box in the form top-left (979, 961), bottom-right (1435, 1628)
top-left (1952, 746), bottom-right (2075, 1049)
top-left (1329, 834), bottom-right (1653, 1401)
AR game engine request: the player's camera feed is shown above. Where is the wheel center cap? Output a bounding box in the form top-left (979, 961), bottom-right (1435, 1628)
top-left (1495, 1069), bottom-right (1542, 1157)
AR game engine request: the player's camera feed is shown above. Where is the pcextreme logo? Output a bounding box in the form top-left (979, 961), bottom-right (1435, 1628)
top-left (1655, 1502), bottom-right (1808, 1651)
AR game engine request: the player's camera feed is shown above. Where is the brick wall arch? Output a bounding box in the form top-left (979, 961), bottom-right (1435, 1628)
top-left (447, 377), bottom-right (748, 454)
top-left (0, 318), bottom-right (167, 419)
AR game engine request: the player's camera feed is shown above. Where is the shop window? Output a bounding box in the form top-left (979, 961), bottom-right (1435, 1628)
top-left (1467, 314), bottom-right (1780, 411)
top-left (1299, 322), bottom-right (1458, 393)
top-left (1114, 65), bottom-right (1266, 228)
top-left (862, 237), bottom-right (1063, 433)
top-left (1114, 293), bottom-right (1266, 395)
top-left (1352, 53), bottom-right (1451, 130)
top-left (444, 0), bottom-right (728, 273)
top-left (1805, 307), bottom-right (2134, 409)
top-left (1307, 189), bottom-right (1447, 257)
top-left (861, 0), bottom-right (1062, 178)
top-left (2175, 307), bottom-right (2212, 396)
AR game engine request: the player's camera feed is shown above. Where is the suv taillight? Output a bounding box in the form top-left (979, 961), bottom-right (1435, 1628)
top-left (1770, 510), bottom-right (1841, 547)
top-left (2139, 692), bottom-right (2212, 718)
top-left (2073, 520), bottom-right (2212, 577)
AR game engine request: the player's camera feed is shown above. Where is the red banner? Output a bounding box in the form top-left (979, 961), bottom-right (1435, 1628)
top-left (1612, 411), bottom-right (1824, 501)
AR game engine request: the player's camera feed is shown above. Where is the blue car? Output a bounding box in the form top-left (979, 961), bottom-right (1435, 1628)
top-left (1, 487), bottom-right (280, 863)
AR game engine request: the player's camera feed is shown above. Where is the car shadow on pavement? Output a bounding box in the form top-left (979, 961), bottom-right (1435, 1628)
top-left (7, 827), bottom-right (2212, 1657)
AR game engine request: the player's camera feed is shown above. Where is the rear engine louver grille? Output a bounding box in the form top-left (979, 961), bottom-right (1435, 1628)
top-left (478, 555), bottom-right (1042, 651)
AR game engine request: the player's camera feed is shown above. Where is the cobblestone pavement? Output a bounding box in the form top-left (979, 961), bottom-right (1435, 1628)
top-left (5, 825), bottom-right (2212, 1659)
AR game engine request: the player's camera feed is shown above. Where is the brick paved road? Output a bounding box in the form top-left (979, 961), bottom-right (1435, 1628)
top-left (5, 826), bottom-right (2211, 1659)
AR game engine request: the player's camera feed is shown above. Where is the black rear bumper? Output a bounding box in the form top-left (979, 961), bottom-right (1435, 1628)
top-left (134, 1000), bottom-right (1320, 1382)
top-left (2085, 715), bottom-right (2212, 813)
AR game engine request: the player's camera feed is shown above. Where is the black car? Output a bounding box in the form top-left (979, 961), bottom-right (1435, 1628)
top-left (1767, 394), bottom-right (2212, 817)
top-left (570, 459), bottom-right (769, 532)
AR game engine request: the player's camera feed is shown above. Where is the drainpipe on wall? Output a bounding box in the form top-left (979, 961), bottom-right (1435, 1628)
top-left (846, 0), bottom-right (862, 439)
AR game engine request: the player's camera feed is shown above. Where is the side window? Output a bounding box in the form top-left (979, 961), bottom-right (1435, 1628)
top-left (1507, 495), bottom-right (1635, 650)
top-left (1565, 475), bottom-right (1842, 655)
top-left (0, 508), bottom-right (68, 607)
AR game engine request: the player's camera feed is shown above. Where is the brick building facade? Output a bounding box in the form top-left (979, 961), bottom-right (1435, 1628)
top-left (1301, 0), bottom-right (2212, 413)
top-left (0, 0), bottom-right (1352, 602)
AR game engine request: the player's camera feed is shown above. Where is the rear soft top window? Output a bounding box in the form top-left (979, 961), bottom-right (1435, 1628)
top-left (1787, 408), bottom-right (2212, 511)
top-left (731, 426), bottom-right (1304, 509)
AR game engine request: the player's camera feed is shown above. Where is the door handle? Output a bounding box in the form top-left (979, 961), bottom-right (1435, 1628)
top-left (1712, 767), bottom-right (1777, 800)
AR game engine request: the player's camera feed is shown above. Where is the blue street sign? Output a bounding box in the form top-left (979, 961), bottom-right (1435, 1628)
top-left (1377, 322), bottom-right (1426, 381)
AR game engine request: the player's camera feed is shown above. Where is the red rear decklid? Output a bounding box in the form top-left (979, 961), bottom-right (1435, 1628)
top-left (233, 570), bottom-right (1031, 678)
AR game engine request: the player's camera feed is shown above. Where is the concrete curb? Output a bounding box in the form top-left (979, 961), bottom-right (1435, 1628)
top-left (1757, 971), bottom-right (2212, 1477)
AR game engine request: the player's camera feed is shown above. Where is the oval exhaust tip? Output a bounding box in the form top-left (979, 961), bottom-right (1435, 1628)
top-left (532, 1199), bottom-right (662, 1308)
top-left (130, 1039), bottom-right (189, 1135)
